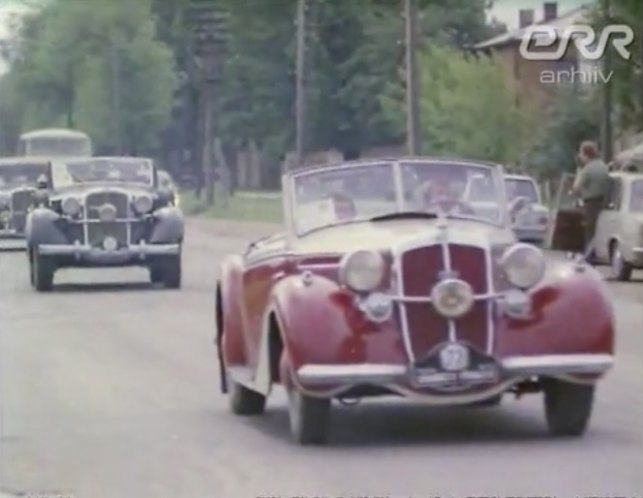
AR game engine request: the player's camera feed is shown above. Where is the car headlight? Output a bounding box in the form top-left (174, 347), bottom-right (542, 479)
top-left (357, 292), bottom-right (393, 322)
top-left (431, 278), bottom-right (474, 318)
top-left (133, 194), bottom-right (154, 214)
top-left (499, 243), bottom-right (546, 289)
top-left (339, 250), bottom-right (385, 292)
top-left (61, 197), bottom-right (81, 216)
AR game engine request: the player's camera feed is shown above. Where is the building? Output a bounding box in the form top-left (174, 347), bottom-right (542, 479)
top-left (473, 2), bottom-right (598, 107)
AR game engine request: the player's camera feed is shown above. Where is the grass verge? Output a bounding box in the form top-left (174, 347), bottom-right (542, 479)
top-left (180, 190), bottom-right (283, 224)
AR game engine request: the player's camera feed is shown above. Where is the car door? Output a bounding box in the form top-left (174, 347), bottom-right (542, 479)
top-left (548, 172), bottom-right (585, 251)
top-left (594, 176), bottom-right (622, 262)
top-left (240, 234), bottom-right (290, 368)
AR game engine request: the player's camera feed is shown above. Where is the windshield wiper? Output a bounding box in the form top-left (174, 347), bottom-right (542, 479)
top-left (370, 211), bottom-right (438, 222)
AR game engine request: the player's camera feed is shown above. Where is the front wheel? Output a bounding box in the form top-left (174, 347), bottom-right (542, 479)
top-left (287, 386), bottom-right (331, 445)
top-left (154, 252), bottom-right (181, 289)
top-left (543, 378), bottom-right (595, 437)
top-left (31, 247), bottom-right (55, 292)
top-left (229, 379), bottom-right (266, 415)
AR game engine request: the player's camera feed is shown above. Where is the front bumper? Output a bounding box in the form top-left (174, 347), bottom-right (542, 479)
top-left (38, 242), bottom-right (180, 264)
top-left (297, 354), bottom-right (614, 390)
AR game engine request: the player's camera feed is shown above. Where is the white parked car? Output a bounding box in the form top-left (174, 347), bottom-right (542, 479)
top-left (505, 174), bottom-right (550, 245)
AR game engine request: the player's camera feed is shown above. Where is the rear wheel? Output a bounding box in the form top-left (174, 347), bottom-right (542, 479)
top-left (543, 378), bottom-right (595, 437)
top-left (287, 386), bottom-right (331, 445)
top-left (610, 242), bottom-right (632, 281)
top-left (31, 247), bottom-right (55, 292)
top-left (229, 379), bottom-right (266, 415)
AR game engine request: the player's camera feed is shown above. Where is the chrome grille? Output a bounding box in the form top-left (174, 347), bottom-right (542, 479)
top-left (85, 191), bottom-right (129, 220)
top-left (9, 188), bottom-right (35, 232)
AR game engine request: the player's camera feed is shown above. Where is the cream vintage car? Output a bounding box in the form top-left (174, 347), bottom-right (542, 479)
top-left (593, 171), bottom-right (643, 280)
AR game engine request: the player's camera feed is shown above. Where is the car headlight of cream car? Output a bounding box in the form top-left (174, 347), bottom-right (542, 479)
top-left (339, 250), bottom-right (385, 293)
top-left (500, 243), bottom-right (546, 289)
top-left (61, 197), bottom-right (81, 216)
top-left (133, 194), bottom-right (154, 214)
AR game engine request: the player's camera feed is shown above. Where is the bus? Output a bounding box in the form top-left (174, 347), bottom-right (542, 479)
top-left (18, 128), bottom-right (93, 157)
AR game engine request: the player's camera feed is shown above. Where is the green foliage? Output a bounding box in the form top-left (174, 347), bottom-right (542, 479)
top-left (1, 0), bottom-right (177, 155)
top-left (524, 88), bottom-right (601, 180)
top-left (380, 44), bottom-right (537, 165)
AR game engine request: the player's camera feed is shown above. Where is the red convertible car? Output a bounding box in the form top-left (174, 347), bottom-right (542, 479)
top-left (215, 157), bottom-right (615, 445)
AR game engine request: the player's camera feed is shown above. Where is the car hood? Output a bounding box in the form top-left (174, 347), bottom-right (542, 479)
top-left (292, 218), bottom-right (514, 255)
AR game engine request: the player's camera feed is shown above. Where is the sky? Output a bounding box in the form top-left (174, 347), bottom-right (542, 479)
top-left (488, 0), bottom-right (587, 29)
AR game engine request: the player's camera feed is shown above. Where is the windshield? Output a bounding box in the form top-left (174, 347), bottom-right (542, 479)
top-left (0, 163), bottom-right (49, 189)
top-left (22, 136), bottom-right (92, 157)
top-left (505, 178), bottom-right (539, 203)
top-left (290, 160), bottom-right (503, 235)
top-left (630, 179), bottom-right (643, 212)
top-left (51, 158), bottom-right (154, 188)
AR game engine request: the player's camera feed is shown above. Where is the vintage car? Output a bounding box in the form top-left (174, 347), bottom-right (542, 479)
top-left (215, 157), bottom-right (615, 445)
top-left (0, 157), bottom-right (50, 248)
top-left (505, 174), bottom-right (550, 245)
top-left (590, 172), bottom-right (643, 280)
top-left (25, 156), bottom-right (184, 291)
top-left (18, 128), bottom-right (93, 157)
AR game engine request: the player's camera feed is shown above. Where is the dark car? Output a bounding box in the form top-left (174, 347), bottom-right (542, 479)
top-left (25, 156), bottom-right (184, 291)
top-left (0, 157), bottom-right (51, 248)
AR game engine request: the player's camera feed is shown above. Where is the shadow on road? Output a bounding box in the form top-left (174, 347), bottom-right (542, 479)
top-left (245, 400), bottom-right (574, 447)
top-left (51, 282), bottom-right (160, 293)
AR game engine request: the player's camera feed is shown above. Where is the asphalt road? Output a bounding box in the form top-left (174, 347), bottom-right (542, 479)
top-left (0, 220), bottom-right (642, 498)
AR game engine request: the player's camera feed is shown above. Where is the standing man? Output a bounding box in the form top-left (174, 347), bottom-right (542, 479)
top-left (572, 141), bottom-right (611, 261)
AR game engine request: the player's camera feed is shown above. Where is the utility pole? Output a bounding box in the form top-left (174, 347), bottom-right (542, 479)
top-left (110, 33), bottom-right (123, 155)
top-left (186, 0), bottom-right (228, 206)
top-left (295, 0), bottom-right (307, 168)
top-left (601, 0), bottom-right (613, 162)
top-left (404, 0), bottom-right (421, 156)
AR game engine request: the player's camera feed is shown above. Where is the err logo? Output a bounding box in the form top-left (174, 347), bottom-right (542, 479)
top-left (519, 24), bottom-right (634, 61)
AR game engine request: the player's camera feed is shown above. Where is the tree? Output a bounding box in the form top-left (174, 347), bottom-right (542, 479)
top-left (381, 44), bottom-right (538, 165)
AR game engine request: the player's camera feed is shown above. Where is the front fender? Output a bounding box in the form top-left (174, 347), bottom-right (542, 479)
top-left (150, 207), bottom-right (184, 244)
top-left (217, 255), bottom-right (247, 370)
top-left (496, 261), bottom-right (615, 358)
top-left (25, 208), bottom-right (67, 247)
top-left (270, 274), bottom-right (406, 374)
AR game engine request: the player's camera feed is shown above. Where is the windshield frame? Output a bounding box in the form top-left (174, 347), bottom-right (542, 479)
top-left (504, 176), bottom-right (541, 204)
top-left (283, 158), bottom-right (509, 237)
top-left (51, 157), bottom-right (157, 190)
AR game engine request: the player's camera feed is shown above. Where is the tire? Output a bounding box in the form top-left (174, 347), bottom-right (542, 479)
top-left (543, 378), bottom-right (595, 437)
top-left (149, 266), bottom-right (163, 284)
top-left (31, 247), bottom-right (55, 292)
top-left (287, 386), bottom-right (331, 445)
top-left (610, 242), bottom-right (632, 281)
top-left (160, 254), bottom-right (181, 289)
top-left (229, 379), bottom-right (266, 415)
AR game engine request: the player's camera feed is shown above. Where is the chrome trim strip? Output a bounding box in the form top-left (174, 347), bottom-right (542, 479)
top-left (297, 263), bottom-right (339, 270)
top-left (501, 354), bottom-right (614, 375)
top-left (392, 244), bottom-right (416, 363)
top-left (390, 292), bottom-right (500, 303)
top-left (298, 364), bottom-right (407, 385)
top-left (484, 242), bottom-right (494, 354)
top-left (38, 243), bottom-right (180, 257)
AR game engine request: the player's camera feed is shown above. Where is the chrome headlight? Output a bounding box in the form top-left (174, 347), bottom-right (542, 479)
top-left (339, 250), bottom-right (385, 293)
top-left (61, 197), bottom-right (81, 216)
top-left (430, 278), bottom-right (474, 318)
top-left (500, 243), bottom-right (546, 289)
top-left (133, 194), bottom-right (154, 214)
